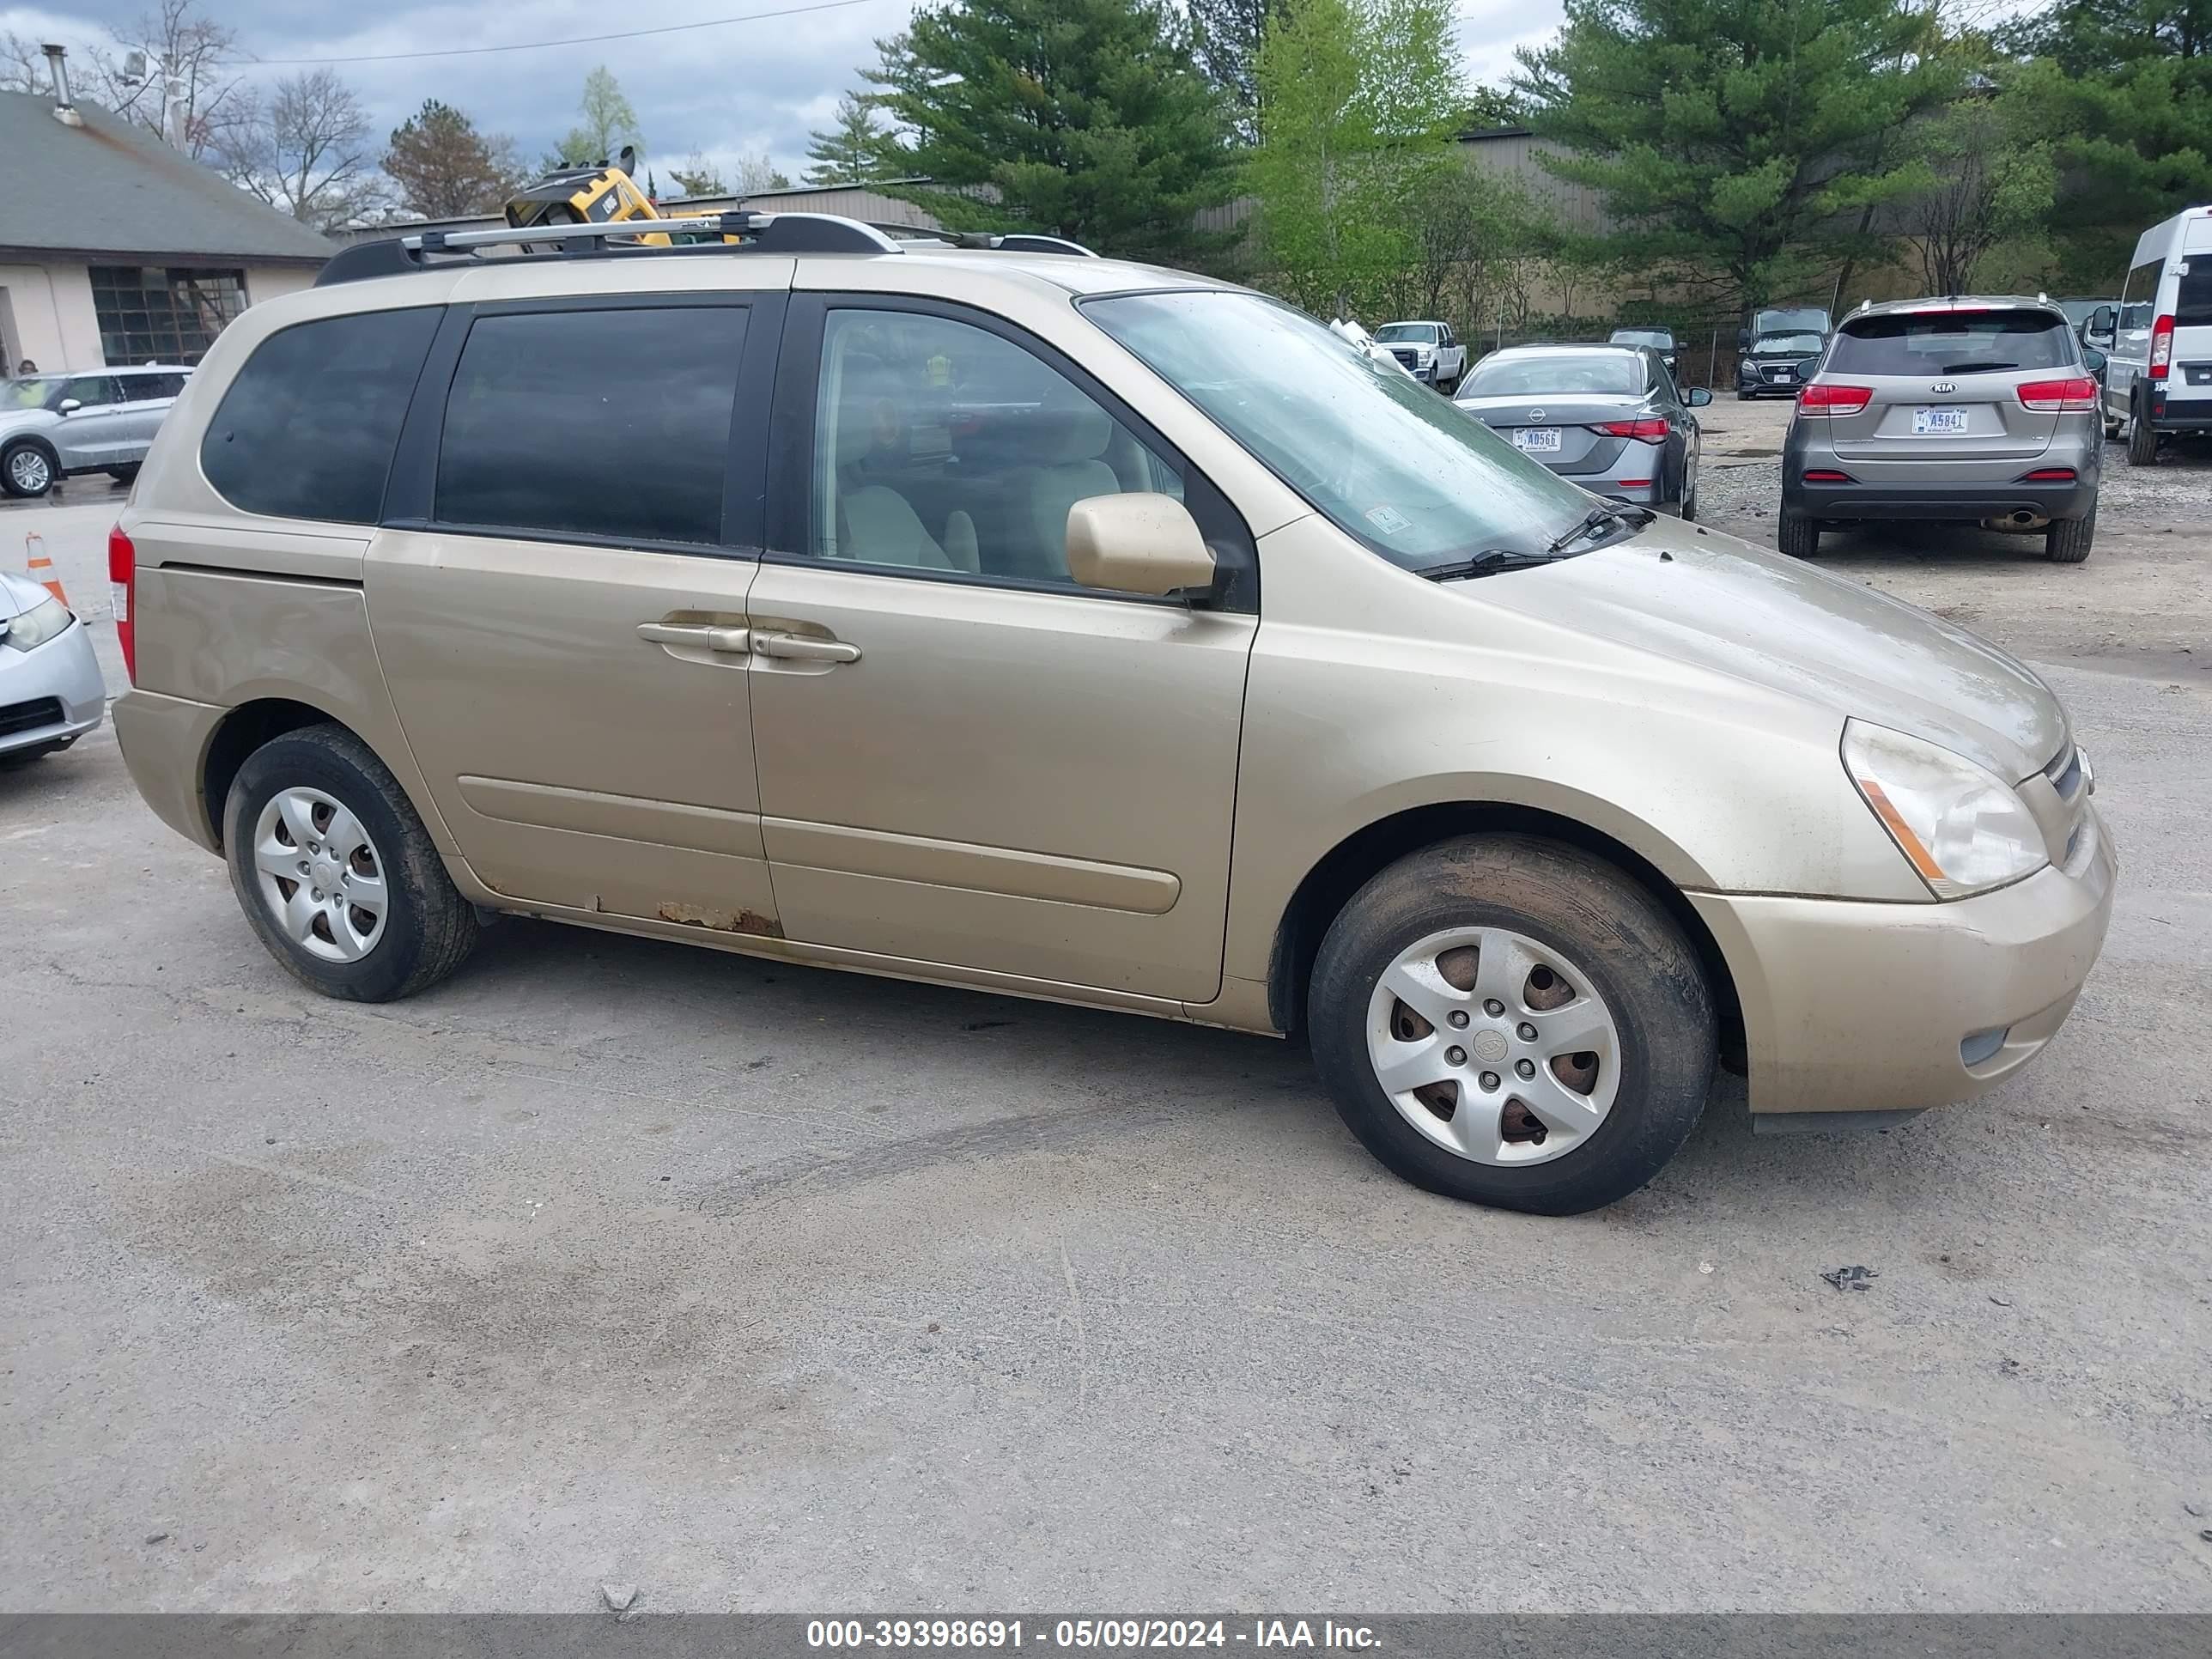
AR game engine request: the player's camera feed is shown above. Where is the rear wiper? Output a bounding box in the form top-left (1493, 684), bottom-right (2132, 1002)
top-left (1414, 549), bottom-right (1559, 582)
top-left (1546, 501), bottom-right (1650, 555)
top-left (1937, 362), bottom-right (2016, 374)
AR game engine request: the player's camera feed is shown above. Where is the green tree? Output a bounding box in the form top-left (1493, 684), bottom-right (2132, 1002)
top-left (668, 152), bottom-right (728, 197)
top-left (1894, 88), bottom-right (2058, 295)
top-left (384, 99), bottom-right (524, 218)
top-left (2000, 3), bottom-right (2212, 286)
top-left (1189, 0), bottom-right (1287, 143)
top-left (551, 64), bottom-right (639, 167)
top-left (805, 91), bottom-right (891, 184)
top-left (864, 0), bottom-right (1237, 258)
top-left (1514, 0), bottom-right (1960, 312)
top-left (1249, 0), bottom-right (1465, 317)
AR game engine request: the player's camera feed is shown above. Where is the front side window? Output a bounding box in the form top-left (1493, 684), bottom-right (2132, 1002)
top-left (1826, 312), bottom-right (2075, 376)
top-left (1459, 350), bottom-right (1644, 398)
top-left (202, 307), bottom-right (440, 525)
top-left (810, 308), bottom-right (1182, 585)
top-left (437, 307), bottom-right (748, 546)
top-left (63, 376), bottom-right (121, 408)
top-left (1086, 290), bottom-right (1596, 574)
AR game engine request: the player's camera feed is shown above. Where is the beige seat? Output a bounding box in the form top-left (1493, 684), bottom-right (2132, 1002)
top-left (998, 401), bottom-right (1121, 582)
top-left (830, 353), bottom-right (978, 574)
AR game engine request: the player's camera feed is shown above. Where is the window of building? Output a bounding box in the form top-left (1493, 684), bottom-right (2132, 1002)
top-left (435, 307), bottom-right (749, 547)
top-left (201, 307), bottom-right (441, 525)
top-left (90, 266), bottom-right (246, 364)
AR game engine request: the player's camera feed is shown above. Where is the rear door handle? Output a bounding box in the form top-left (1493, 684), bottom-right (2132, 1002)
top-left (637, 622), bottom-right (750, 653)
top-left (754, 631), bottom-right (860, 664)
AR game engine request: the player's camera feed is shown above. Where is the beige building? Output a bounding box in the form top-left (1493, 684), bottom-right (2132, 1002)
top-left (0, 79), bottom-right (332, 375)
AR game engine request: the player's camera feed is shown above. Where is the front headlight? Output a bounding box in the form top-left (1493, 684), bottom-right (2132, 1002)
top-left (0, 594), bottom-right (73, 653)
top-left (1842, 720), bottom-right (2047, 898)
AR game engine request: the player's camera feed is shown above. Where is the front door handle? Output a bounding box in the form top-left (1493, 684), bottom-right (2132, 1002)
top-left (754, 631), bottom-right (860, 664)
top-left (637, 621), bottom-right (750, 653)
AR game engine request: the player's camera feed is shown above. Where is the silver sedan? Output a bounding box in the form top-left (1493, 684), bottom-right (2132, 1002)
top-left (0, 568), bottom-right (105, 762)
top-left (1455, 343), bottom-right (1711, 518)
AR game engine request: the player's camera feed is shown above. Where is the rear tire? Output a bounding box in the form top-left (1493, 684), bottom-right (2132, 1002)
top-left (1777, 506), bottom-right (1820, 557)
top-left (223, 724), bottom-right (479, 1002)
top-left (1307, 835), bottom-right (1715, 1216)
top-left (2127, 400), bottom-right (2159, 466)
top-left (1735, 389), bottom-right (1752, 402)
top-left (106, 465), bottom-right (139, 486)
top-left (1679, 454), bottom-right (1699, 522)
top-left (2045, 507), bottom-right (2095, 563)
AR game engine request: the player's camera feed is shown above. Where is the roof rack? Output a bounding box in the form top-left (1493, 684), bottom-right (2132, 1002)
top-left (316, 211), bottom-right (904, 288)
top-left (872, 223), bottom-right (1098, 258)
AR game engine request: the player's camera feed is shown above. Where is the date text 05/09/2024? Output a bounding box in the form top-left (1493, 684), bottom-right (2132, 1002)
top-left (805, 1620), bottom-right (1382, 1650)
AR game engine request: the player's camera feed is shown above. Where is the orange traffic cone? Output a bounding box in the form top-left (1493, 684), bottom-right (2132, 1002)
top-left (25, 532), bottom-right (69, 608)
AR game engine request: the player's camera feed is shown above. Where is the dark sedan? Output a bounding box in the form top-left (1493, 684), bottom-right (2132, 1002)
top-left (1454, 343), bottom-right (1711, 517)
top-left (1736, 329), bottom-right (1826, 398)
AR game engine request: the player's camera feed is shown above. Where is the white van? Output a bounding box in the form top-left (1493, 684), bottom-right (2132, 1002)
top-left (2093, 204), bottom-right (2212, 464)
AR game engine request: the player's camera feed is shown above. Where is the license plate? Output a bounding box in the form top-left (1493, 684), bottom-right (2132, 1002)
top-left (1766, 368), bottom-right (1790, 380)
top-left (1513, 427), bottom-right (1562, 453)
top-left (1913, 406), bottom-right (1970, 434)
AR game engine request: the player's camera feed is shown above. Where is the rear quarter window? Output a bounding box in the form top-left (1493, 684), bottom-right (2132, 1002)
top-left (200, 307), bottom-right (441, 524)
top-left (1825, 312), bottom-right (2075, 377)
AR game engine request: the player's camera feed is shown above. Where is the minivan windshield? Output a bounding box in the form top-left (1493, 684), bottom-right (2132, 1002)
top-left (1085, 290), bottom-right (1607, 573)
top-left (1374, 323), bottom-right (1438, 343)
top-left (1459, 350), bottom-right (1644, 397)
top-left (1826, 311), bottom-right (2075, 376)
top-left (1, 377), bottom-right (58, 411)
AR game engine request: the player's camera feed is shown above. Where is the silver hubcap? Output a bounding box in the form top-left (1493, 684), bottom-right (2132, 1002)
top-left (1366, 926), bottom-right (1622, 1166)
top-left (251, 787), bottom-right (389, 963)
top-left (8, 449), bottom-right (49, 491)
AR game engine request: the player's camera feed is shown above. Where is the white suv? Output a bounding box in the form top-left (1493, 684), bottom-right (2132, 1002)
top-left (0, 363), bottom-right (191, 497)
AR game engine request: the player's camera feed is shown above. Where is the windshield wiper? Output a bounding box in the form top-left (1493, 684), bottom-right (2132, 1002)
top-left (1937, 362), bottom-right (2017, 374)
top-left (1413, 549), bottom-right (1560, 582)
top-left (1546, 502), bottom-right (1650, 555)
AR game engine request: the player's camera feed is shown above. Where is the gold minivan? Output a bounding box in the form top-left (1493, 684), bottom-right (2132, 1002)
top-left (109, 216), bottom-right (2117, 1214)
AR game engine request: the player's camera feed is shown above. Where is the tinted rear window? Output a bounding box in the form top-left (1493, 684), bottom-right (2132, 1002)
top-left (202, 308), bottom-right (439, 523)
top-left (434, 307), bottom-right (746, 546)
top-left (1825, 312), bottom-right (2074, 377)
top-left (2176, 263), bottom-right (2212, 327)
top-left (1462, 351), bottom-right (1644, 397)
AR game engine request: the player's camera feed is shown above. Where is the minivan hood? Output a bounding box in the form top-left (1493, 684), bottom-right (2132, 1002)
top-left (1472, 515), bottom-right (2067, 781)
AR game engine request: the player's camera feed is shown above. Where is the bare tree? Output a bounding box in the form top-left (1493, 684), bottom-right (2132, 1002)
top-left (218, 69), bottom-right (387, 233)
top-left (0, 34), bottom-right (46, 94)
top-left (4, 3), bottom-right (246, 160)
top-left (734, 152), bottom-right (793, 192)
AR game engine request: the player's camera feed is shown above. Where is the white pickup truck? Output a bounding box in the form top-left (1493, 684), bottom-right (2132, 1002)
top-left (1370, 320), bottom-right (1468, 391)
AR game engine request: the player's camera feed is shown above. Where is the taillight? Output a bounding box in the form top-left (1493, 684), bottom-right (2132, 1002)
top-left (1798, 383), bottom-right (1872, 415)
top-left (2151, 314), bottom-right (2174, 380)
top-left (1589, 417), bottom-right (1668, 441)
top-left (107, 524), bottom-right (135, 684)
top-left (2017, 376), bottom-right (2099, 412)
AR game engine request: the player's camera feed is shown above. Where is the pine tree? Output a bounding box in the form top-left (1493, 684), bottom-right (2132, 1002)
top-left (384, 99), bottom-right (523, 218)
top-left (1189, 0), bottom-right (1285, 143)
top-left (805, 92), bottom-right (889, 185)
top-left (864, 0), bottom-right (1236, 258)
top-left (1514, 0), bottom-right (1960, 310)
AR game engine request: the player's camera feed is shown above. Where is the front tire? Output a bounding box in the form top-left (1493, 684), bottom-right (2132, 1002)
top-left (2, 441), bottom-right (55, 498)
top-left (1777, 506), bottom-right (1820, 557)
top-left (1307, 836), bottom-right (1715, 1216)
top-left (223, 724), bottom-right (479, 1002)
top-left (2045, 507), bottom-right (2095, 563)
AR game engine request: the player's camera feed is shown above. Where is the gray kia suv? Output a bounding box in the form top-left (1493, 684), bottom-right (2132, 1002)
top-left (1779, 297), bottom-right (2102, 563)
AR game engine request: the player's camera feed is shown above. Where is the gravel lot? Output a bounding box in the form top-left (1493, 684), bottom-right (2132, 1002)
top-left (3, 410), bottom-right (2209, 1614)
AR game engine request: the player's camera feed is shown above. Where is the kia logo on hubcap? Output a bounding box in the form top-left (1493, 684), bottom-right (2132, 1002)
top-left (1930, 381), bottom-right (1956, 394)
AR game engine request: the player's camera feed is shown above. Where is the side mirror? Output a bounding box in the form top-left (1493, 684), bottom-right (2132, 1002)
top-left (1685, 386), bottom-right (1713, 407)
top-left (1735, 327), bottom-right (1752, 351)
top-left (1066, 493), bottom-right (1216, 598)
top-left (2089, 307), bottom-right (2116, 335)
top-left (57, 398), bottom-right (81, 415)
top-left (2082, 346), bottom-right (2108, 376)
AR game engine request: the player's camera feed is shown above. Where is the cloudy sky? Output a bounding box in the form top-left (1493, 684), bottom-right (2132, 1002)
top-left (2, 0), bottom-right (1560, 185)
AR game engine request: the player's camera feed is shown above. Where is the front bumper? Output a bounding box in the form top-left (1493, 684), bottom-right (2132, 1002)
top-left (1784, 476), bottom-right (2098, 523)
top-left (1692, 805), bottom-right (2117, 1118)
top-left (0, 619), bottom-right (106, 756)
